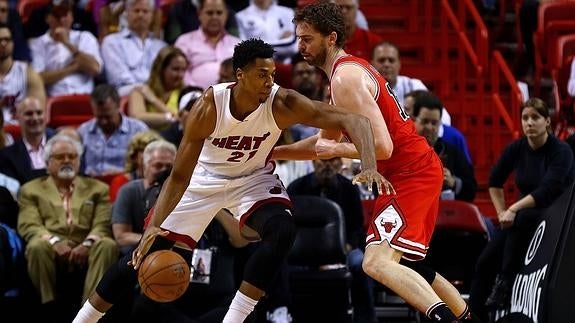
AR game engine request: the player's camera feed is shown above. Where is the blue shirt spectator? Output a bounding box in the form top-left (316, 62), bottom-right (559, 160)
top-left (77, 84), bottom-right (148, 176)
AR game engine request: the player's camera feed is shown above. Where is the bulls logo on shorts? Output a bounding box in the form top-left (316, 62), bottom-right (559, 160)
top-left (374, 204), bottom-right (404, 240)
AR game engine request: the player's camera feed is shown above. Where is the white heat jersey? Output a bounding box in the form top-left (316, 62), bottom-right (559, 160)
top-left (195, 82), bottom-right (282, 179)
top-left (0, 61), bottom-right (28, 123)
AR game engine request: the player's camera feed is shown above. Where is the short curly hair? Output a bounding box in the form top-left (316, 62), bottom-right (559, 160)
top-left (232, 39), bottom-right (275, 72)
top-left (293, 1), bottom-right (346, 48)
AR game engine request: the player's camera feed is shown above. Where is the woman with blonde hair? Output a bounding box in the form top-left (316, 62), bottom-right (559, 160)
top-left (128, 46), bottom-right (188, 130)
top-left (108, 130), bottom-right (163, 201)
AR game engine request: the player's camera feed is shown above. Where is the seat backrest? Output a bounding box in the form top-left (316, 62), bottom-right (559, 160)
top-left (47, 94), bottom-right (94, 128)
top-left (274, 62), bottom-right (293, 89)
top-left (552, 34), bottom-right (575, 119)
top-left (18, 0), bottom-right (50, 24)
top-left (557, 34), bottom-right (575, 68)
top-left (288, 195), bottom-right (348, 267)
top-left (3, 125), bottom-right (21, 141)
top-left (537, 2), bottom-right (575, 38)
top-left (436, 200), bottom-right (489, 236)
top-left (534, 1), bottom-right (575, 61)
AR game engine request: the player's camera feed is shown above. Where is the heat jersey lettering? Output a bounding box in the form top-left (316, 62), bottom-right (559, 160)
top-left (211, 132), bottom-right (271, 150)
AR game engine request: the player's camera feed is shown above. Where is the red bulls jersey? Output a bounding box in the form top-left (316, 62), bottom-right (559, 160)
top-left (330, 55), bottom-right (432, 177)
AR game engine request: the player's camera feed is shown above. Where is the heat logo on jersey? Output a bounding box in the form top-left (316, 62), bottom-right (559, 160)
top-left (211, 132), bottom-right (271, 150)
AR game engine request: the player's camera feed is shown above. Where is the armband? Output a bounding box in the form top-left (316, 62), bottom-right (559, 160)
top-left (48, 235), bottom-right (61, 245)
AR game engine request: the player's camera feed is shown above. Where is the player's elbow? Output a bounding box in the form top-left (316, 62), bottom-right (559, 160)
top-left (375, 141), bottom-right (393, 160)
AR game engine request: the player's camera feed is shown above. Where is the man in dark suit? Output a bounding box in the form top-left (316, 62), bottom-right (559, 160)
top-left (0, 97), bottom-right (55, 185)
top-left (412, 93), bottom-right (477, 202)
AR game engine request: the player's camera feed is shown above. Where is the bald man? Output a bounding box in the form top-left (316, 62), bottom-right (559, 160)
top-left (0, 97), bottom-right (55, 184)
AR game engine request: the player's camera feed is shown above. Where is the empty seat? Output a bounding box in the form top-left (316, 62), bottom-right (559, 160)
top-left (47, 95), bottom-right (93, 128)
top-left (288, 195), bottom-right (353, 323)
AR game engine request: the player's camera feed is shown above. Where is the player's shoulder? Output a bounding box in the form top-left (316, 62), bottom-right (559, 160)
top-left (274, 86), bottom-right (298, 103)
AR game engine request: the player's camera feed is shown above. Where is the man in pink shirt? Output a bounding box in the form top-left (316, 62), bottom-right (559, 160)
top-left (174, 0), bottom-right (240, 89)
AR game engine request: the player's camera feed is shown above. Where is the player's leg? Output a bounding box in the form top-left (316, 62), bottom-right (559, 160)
top-left (363, 243), bottom-right (459, 321)
top-left (402, 260), bottom-right (482, 322)
top-left (222, 202), bottom-right (296, 323)
top-left (72, 236), bottom-right (175, 323)
top-left (214, 209), bottom-right (259, 248)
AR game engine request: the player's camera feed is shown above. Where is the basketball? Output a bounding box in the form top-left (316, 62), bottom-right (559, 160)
top-left (138, 250), bottom-right (191, 303)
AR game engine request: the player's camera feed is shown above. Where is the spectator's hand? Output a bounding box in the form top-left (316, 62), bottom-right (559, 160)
top-left (353, 168), bottom-right (394, 196)
top-left (499, 209), bottom-right (517, 229)
top-left (66, 60), bottom-right (80, 74)
top-left (52, 27), bottom-right (70, 44)
top-left (443, 167), bottom-right (456, 188)
top-left (69, 244), bottom-right (90, 268)
top-left (73, 54), bottom-right (94, 73)
top-left (130, 225), bottom-right (169, 270)
top-left (52, 241), bottom-right (72, 259)
top-left (315, 137), bottom-right (339, 159)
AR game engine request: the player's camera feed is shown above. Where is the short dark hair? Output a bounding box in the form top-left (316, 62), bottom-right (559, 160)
top-left (372, 41), bottom-right (400, 60)
top-left (412, 92), bottom-right (443, 118)
top-left (293, 1), bottom-right (346, 48)
top-left (91, 84), bottom-right (120, 106)
top-left (0, 22), bottom-right (11, 33)
top-left (232, 39), bottom-right (275, 72)
top-left (522, 97), bottom-right (550, 119)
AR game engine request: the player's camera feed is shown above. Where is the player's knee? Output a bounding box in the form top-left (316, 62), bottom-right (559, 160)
top-left (260, 214), bottom-right (296, 254)
top-left (405, 261), bottom-right (437, 285)
top-left (362, 249), bottom-right (390, 278)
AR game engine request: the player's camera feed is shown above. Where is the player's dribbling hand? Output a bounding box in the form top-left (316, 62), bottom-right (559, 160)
top-left (352, 169), bottom-right (396, 196)
top-left (130, 225), bottom-right (169, 270)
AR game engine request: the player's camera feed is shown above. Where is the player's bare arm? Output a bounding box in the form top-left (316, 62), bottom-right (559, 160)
top-left (273, 88), bottom-right (386, 193)
top-left (27, 66), bottom-right (47, 108)
top-left (329, 64), bottom-right (394, 160)
top-left (132, 88), bottom-right (217, 269)
top-left (271, 89), bottom-right (343, 160)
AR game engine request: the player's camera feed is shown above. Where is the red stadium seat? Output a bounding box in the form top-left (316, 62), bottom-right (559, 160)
top-left (551, 34), bottom-right (575, 139)
top-left (426, 200), bottom-right (490, 293)
top-left (120, 96), bottom-right (129, 115)
top-left (47, 94), bottom-right (94, 128)
top-left (3, 124), bottom-right (21, 141)
top-left (274, 62), bottom-right (293, 88)
top-left (18, 0), bottom-right (50, 24)
top-left (532, 1), bottom-right (575, 94)
top-left (159, 0), bottom-right (178, 26)
top-left (436, 200), bottom-right (490, 234)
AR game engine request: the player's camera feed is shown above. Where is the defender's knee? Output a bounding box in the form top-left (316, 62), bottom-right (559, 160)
top-left (260, 214), bottom-right (296, 255)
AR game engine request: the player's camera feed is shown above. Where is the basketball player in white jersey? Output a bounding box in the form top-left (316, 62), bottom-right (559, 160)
top-left (73, 38), bottom-right (388, 323)
top-left (0, 23), bottom-right (45, 125)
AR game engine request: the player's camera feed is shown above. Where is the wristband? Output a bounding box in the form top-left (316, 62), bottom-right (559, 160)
top-left (48, 235), bottom-right (61, 245)
top-left (82, 238), bottom-right (95, 248)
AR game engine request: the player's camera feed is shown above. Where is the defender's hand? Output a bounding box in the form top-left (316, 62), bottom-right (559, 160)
top-left (130, 226), bottom-right (169, 270)
top-left (352, 169), bottom-right (395, 196)
top-left (315, 137), bottom-right (338, 159)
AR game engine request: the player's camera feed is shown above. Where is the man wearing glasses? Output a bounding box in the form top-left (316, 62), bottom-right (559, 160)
top-left (17, 134), bottom-right (118, 321)
top-left (0, 24), bottom-right (46, 125)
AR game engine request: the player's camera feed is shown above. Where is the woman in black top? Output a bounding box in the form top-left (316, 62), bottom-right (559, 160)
top-left (469, 98), bottom-right (575, 320)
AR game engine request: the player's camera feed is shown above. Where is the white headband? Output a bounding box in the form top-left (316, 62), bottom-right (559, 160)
top-left (178, 91), bottom-right (203, 111)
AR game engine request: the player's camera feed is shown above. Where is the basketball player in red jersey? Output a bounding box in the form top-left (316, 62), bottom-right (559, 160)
top-left (273, 2), bottom-right (477, 322)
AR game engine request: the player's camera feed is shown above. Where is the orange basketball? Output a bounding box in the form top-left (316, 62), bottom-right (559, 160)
top-left (138, 250), bottom-right (191, 303)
